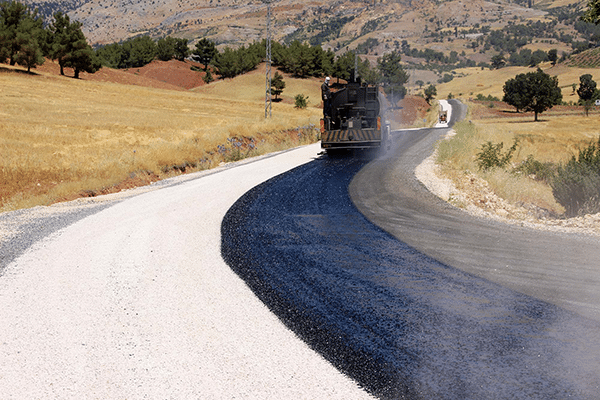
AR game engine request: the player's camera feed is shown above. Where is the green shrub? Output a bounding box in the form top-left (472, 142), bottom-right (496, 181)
top-left (514, 155), bottom-right (555, 183)
top-left (475, 138), bottom-right (518, 171)
top-left (294, 94), bottom-right (308, 109)
top-left (551, 137), bottom-right (600, 217)
top-left (475, 94), bottom-right (500, 101)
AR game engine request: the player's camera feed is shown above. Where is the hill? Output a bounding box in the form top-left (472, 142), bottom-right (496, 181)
top-left (18, 0), bottom-right (571, 50)
top-left (18, 0), bottom-right (597, 91)
top-left (565, 47), bottom-right (600, 68)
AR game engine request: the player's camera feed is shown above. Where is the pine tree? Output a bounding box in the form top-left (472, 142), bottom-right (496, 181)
top-left (424, 84), bottom-right (437, 105)
top-left (577, 74), bottom-right (597, 103)
top-left (47, 11), bottom-right (99, 78)
top-left (211, 47), bottom-right (239, 78)
top-left (193, 38), bottom-right (216, 70)
top-left (0, 1), bottom-right (44, 71)
top-left (378, 50), bottom-right (409, 101)
top-left (157, 36), bottom-right (176, 61)
top-left (271, 71), bottom-right (285, 100)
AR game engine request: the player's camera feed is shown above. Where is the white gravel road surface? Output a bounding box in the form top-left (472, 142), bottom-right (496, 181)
top-left (0, 143), bottom-right (373, 399)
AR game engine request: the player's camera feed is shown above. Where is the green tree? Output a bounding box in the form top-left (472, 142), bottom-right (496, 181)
top-left (424, 84), bottom-right (437, 104)
top-left (578, 74), bottom-right (598, 116)
top-left (502, 75), bottom-right (527, 113)
top-left (503, 68), bottom-right (562, 121)
top-left (13, 30), bottom-right (44, 72)
top-left (284, 40), bottom-right (315, 78)
top-left (173, 37), bottom-right (188, 61)
top-left (193, 38), bottom-right (217, 69)
top-left (358, 56), bottom-right (381, 85)
top-left (0, 0), bottom-right (44, 70)
top-left (333, 50), bottom-right (355, 83)
top-left (202, 68), bottom-right (213, 84)
top-left (582, 0), bottom-right (600, 24)
top-left (491, 54), bottom-right (506, 69)
top-left (377, 50), bottom-right (409, 100)
top-left (317, 47), bottom-right (334, 78)
top-left (294, 93), bottom-right (308, 109)
top-left (95, 42), bottom-right (125, 68)
top-left (211, 47), bottom-right (239, 78)
top-left (123, 36), bottom-right (156, 68)
top-left (156, 36), bottom-right (176, 61)
top-left (548, 48), bottom-right (558, 66)
top-left (237, 44), bottom-right (260, 73)
top-left (528, 49), bottom-right (548, 67)
top-left (271, 71), bottom-right (285, 100)
top-left (47, 12), bottom-right (99, 78)
top-left (577, 74), bottom-right (597, 102)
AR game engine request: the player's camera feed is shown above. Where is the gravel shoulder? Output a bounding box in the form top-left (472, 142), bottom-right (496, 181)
top-left (0, 143), bottom-right (373, 399)
top-left (415, 130), bottom-right (600, 238)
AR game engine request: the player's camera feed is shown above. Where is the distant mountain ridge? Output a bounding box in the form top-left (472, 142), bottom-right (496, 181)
top-left (17, 0), bottom-right (590, 85)
top-left (20, 0), bottom-right (443, 47)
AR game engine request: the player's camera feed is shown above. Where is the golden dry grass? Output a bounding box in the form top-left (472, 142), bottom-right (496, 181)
top-left (0, 65), bottom-right (322, 212)
top-left (438, 64), bottom-right (600, 100)
top-left (437, 100), bottom-right (600, 216)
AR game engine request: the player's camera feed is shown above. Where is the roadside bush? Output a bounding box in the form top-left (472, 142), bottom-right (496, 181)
top-left (476, 138), bottom-right (518, 171)
top-left (551, 137), bottom-right (600, 217)
top-left (294, 94), bottom-right (308, 109)
top-left (514, 155), bottom-right (555, 183)
top-left (475, 94), bottom-right (500, 101)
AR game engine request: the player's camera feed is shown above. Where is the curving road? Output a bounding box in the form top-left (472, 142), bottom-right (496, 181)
top-left (2, 99), bottom-right (600, 398)
top-left (222, 101), bottom-right (600, 399)
top-left (0, 146), bottom-right (373, 399)
top-left (353, 101), bottom-right (600, 323)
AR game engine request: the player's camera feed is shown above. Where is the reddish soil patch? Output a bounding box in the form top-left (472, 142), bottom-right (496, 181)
top-left (123, 59), bottom-right (209, 90)
top-left (28, 58), bottom-right (208, 91)
top-left (391, 95), bottom-right (430, 127)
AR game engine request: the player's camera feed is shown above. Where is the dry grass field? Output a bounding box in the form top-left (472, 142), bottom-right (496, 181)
top-left (433, 62), bottom-right (600, 218)
top-left (437, 99), bottom-right (600, 216)
top-left (0, 63), bottom-right (322, 212)
top-left (437, 63), bottom-right (600, 101)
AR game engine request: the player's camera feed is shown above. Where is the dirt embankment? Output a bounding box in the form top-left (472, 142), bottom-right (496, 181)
top-left (33, 57), bottom-right (209, 91)
top-left (417, 131), bottom-right (600, 237)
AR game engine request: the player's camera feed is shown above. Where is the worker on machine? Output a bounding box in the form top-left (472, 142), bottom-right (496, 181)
top-left (321, 76), bottom-right (332, 118)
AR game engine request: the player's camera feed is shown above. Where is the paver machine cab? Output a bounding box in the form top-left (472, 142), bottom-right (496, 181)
top-left (320, 79), bottom-right (390, 152)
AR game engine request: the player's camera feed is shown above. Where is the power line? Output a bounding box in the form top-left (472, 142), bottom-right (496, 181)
top-left (265, 0), bottom-right (272, 119)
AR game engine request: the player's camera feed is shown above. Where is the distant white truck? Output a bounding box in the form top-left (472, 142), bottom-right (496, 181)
top-left (435, 100), bottom-right (451, 128)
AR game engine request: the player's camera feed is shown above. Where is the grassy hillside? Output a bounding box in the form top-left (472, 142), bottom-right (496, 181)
top-left (0, 63), bottom-right (322, 212)
top-left (436, 63), bottom-right (600, 101)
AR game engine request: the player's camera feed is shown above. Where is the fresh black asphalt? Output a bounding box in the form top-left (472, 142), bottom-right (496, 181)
top-left (221, 103), bottom-right (600, 399)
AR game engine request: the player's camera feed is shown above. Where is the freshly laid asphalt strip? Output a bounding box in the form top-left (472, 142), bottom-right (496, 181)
top-left (221, 136), bottom-right (600, 397)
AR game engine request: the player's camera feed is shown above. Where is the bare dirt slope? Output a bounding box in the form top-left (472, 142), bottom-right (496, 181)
top-left (33, 57), bottom-right (207, 91)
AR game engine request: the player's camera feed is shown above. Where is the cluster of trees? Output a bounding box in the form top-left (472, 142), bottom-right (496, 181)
top-left (210, 42), bottom-right (263, 79)
top-left (272, 40), bottom-right (333, 78)
top-left (284, 14), bottom-right (354, 46)
top-left (96, 36), bottom-right (191, 69)
top-left (491, 48), bottom-right (559, 69)
top-left (307, 16), bottom-right (354, 47)
top-left (0, 1), bottom-right (99, 77)
top-left (401, 42), bottom-right (460, 65)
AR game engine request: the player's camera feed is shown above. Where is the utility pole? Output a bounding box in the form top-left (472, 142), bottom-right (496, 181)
top-left (264, 0), bottom-right (272, 119)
